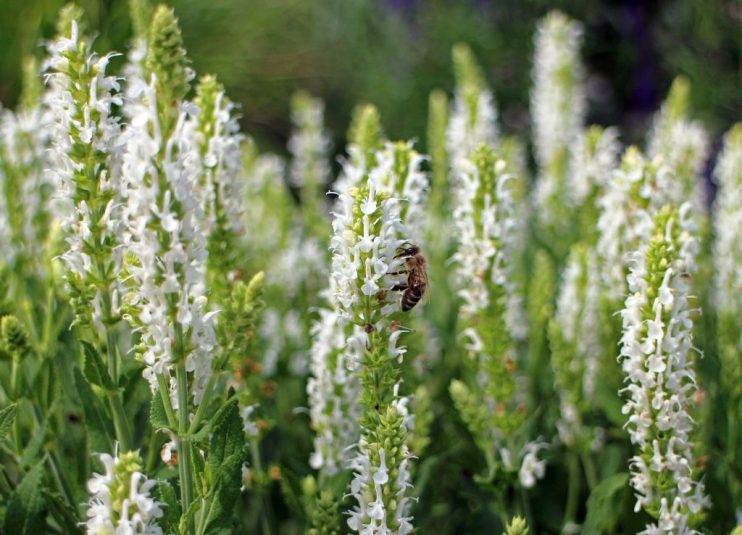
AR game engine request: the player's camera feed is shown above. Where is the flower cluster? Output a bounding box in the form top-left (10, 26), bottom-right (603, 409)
top-left (647, 77), bottom-right (709, 210)
top-left (288, 91), bottom-right (332, 193)
top-left (45, 16), bottom-right (126, 331)
top-left (549, 243), bottom-right (602, 447)
top-left (531, 10), bottom-right (586, 226)
top-left (712, 124), bottom-right (742, 317)
top-left (596, 148), bottom-right (673, 299)
top-left (121, 6), bottom-right (216, 407)
top-left (85, 450), bottom-right (163, 535)
top-left (326, 150), bottom-right (422, 532)
top-left (619, 205), bottom-right (708, 532)
top-left (307, 307), bottom-right (362, 475)
top-left (449, 146), bottom-right (544, 489)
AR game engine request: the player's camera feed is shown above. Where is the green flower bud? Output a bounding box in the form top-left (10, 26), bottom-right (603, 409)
top-left (308, 490), bottom-right (340, 535)
top-left (505, 516), bottom-right (529, 535)
top-left (1, 316), bottom-right (29, 356)
top-left (347, 104), bottom-right (383, 169)
top-left (146, 5), bottom-right (192, 103)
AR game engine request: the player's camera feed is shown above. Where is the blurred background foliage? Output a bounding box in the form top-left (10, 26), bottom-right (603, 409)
top-left (0, 0), bottom-right (739, 157)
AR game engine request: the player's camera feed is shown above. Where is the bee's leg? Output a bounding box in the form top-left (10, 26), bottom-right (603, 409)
top-left (387, 269), bottom-right (409, 276)
top-left (391, 282), bottom-right (409, 292)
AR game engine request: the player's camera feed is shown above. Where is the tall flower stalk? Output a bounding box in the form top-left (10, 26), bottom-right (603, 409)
top-left (448, 146), bottom-right (544, 519)
top-left (619, 204), bottom-right (708, 533)
top-left (327, 141), bottom-right (426, 533)
top-left (712, 123), bottom-right (742, 516)
top-left (289, 90), bottom-right (332, 237)
top-left (531, 11), bottom-right (585, 235)
top-left (121, 5), bottom-right (215, 514)
top-left (0, 57), bottom-right (53, 277)
top-left (45, 8), bottom-right (132, 450)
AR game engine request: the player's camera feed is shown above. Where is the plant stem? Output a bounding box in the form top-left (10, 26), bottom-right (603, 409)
top-left (176, 361), bottom-right (194, 520)
top-left (580, 450), bottom-right (598, 491)
top-left (108, 391), bottom-right (132, 452)
top-left (157, 374), bottom-right (178, 428)
top-left (564, 451), bottom-right (581, 530)
top-left (250, 439), bottom-right (274, 535)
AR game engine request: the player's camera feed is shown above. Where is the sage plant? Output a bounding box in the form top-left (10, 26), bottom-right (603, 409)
top-left (448, 147), bottom-right (545, 502)
top-left (620, 204), bottom-right (708, 533)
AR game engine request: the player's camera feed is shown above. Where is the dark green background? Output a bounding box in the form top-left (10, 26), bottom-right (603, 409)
top-left (1, 0), bottom-right (739, 161)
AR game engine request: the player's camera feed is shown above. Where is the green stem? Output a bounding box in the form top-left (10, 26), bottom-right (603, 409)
top-left (11, 355), bottom-right (23, 454)
top-left (564, 452), bottom-right (581, 530)
top-left (519, 487), bottom-right (535, 531)
top-left (145, 428), bottom-right (160, 475)
top-left (157, 374), bottom-right (178, 428)
top-left (251, 439), bottom-right (274, 535)
top-left (108, 392), bottom-right (132, 452)
top-left (580, 450), bottom-right (598, 491)
top-left (40, 286), bottom-right (55, 356)
top-left (176, 362), bottom-right (194, 520)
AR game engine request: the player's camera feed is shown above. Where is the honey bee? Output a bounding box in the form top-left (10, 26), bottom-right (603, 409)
top-left (392, 245), bottom-right (429, 311)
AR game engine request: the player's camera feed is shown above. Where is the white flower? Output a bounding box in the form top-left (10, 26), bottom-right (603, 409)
top-left (85, 450), bottom-right (163, 535)
top-left (647, 79), bottom-right (709, 211)
top-left (518, 442), bottom-right (547, 488)
top-left (307, 308), bottom-right (362, 475)
top-left (122, 75), bottom-right (217, 407)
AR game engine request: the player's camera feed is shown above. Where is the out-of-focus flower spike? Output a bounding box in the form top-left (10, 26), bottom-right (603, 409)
top-left (146, 5), bottom-right (193, 107)
top-left (427, 89), bottom-right (449, 213)
top-left (531, 10), bottom-right (586, 227)
top-left (335, 103), bottom-right (384, 194)
top-left (447, 43), bottom-right (498, 171)
top-left (129, 0), bottom-right (153, 42)
top-left (647, 77), bottom-right (709, 210)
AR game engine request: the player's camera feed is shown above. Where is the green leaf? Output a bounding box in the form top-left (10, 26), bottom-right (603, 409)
top-left (3, 463), bottom-right (47, 534)
top-left (582, 472), bottom-right (630, 534)
top-left (208, 398), bottom-right (243, 471)
top-left (203, 451), bottom-right (245, 534)
top-left (43, 490), bottom-right (84, 535)
top-left (179, 496), bottom-right (202, 535)
top-left (19, 420), bottom-right (46, 469)
top-left (73, 367), bottom-right (114, 453)
top-left (149, 392), bottom-right (169, 430)
top-left (202, 397), bottom-right (247, 533)
top-left (0, 403), bottom-right (17, 437)
top-left (153, 480), bottom-right (179, 535)
top-left (81, 341), bottom-right (114, 390)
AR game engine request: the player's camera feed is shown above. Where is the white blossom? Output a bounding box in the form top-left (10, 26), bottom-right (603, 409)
top-left (85, 450), bottom-right (163, 535)
top-left (712, 124), bottom-right (742, 315)
top-left (307, 307), bottom-right (362, 475)
top-left (122, 74), bottom-right (216, 407)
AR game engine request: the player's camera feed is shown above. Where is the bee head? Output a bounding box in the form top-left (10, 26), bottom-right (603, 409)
top-left (395, 245), bottom-right (419, 258)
